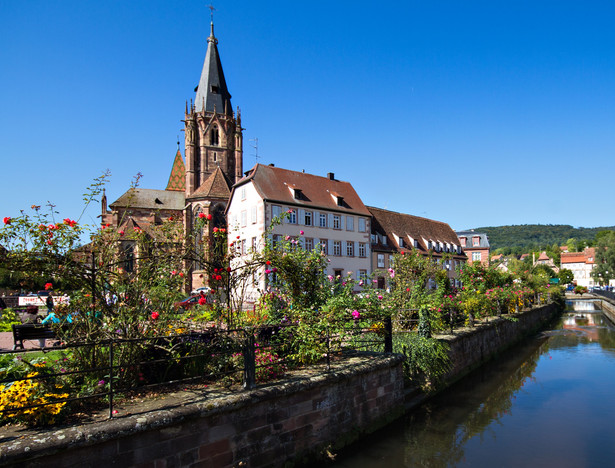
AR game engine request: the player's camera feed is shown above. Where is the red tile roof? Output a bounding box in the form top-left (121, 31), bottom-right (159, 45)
top-left (236, 164), bottom-right (371, 216)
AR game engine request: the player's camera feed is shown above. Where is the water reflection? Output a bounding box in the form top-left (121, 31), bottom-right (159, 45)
top-left (333, 299), bottom-right (615, 467)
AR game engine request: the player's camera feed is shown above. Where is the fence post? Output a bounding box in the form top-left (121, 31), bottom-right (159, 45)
top-left (243, 330), bottom-right (256, 390)
top-left (326, 326), bottom-right (331, 371)
top-left (108, 340), bottom-right (114, 419)
top-left (384, 316), bottom-right (393, 353)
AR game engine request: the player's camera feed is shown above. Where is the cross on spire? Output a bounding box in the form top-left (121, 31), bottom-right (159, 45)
top-left (208, 4), bottom-right (216, 23)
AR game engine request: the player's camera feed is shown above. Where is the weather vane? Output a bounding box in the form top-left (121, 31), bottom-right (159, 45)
top-left (207, 4), bottom-right (216, 22)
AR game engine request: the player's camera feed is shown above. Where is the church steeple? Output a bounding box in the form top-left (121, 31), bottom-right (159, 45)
top-left (184, 20), bottom-right (243, 197)
top-left (194, 21), bottom-right (232, 114)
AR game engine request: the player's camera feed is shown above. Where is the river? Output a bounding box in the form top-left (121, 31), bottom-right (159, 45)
top-left (333, 299), bottom-right (615, 468)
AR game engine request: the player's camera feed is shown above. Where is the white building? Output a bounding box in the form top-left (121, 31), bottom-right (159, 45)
top-left (226, 164), bottom-right (372, 305)
top-left (560, 247), bottom-right (596, 288)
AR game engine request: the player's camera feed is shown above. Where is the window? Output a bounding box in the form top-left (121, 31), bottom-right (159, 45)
top-left (305, 238), bottom-right (314, 251)
top-left (272, 234), bottom-right (282, 248)
top-left (240, 187), bottom-right (246, 200)
top-left (212, 152), bottom-right (217, 162)
top-left (304, 211), bottom-right (312, 226)
top-left (251, 206), bottom-right (257, 224)
top-left (472, 236), bottom-right (480, 247)
top-left (371, 234), bottom-right (377, 244)
top-left (460, 237), bottom-right (467, 247)
top-left (319, 213), bottom-right (327, 228)
top-left (241, 210), bottom-right (247, 227)
top-left (288, 210), bottom-right (297, 224)
top-left (320, 239), bottom-right (328, 255)
top-left (333, 215), bottom-right (341, 230)
top-left (346, 216), bottom-right (354, 231)
top-left (399, 237), bottom-right (404, 248)
top-left (241, 239), bottom-right (246, 255)
top-left (293, 188), bottom-right (302, 199)
top-left (251, 237), bottom-right (257, 251)
top-left (333, 241), bottom-right (342, 256)
top-left (389, 255), bottom-right (394, 266)
top-left (472, 252), bottom-right (482, 262)
top-left (211, 126), bottom-right (219, 146)
top-left (414, 239), bottom-right (419, 248)
top-left (358, 270), bottom-right (368, 281)
top-left (358, 218), bottom-right (366, 232)
top-left (359, 242), bottom-right (367, 258)
top-left (272, 205), bottom-right (281, 219)
top-left (377, 254), bottom-right (385, 268)
top-left (346, 242), bottom-right (354, 257)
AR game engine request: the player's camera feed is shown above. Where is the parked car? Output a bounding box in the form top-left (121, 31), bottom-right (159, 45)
top-left (174, 293), bottom-right (214, 311)
top-left (190, 286), bottom-right (212, 295)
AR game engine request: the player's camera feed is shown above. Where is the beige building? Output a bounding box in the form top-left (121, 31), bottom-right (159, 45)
top-left (561, 248), bottom-right (596, 288)
top-left (226, 165), bottom-right (372, 305)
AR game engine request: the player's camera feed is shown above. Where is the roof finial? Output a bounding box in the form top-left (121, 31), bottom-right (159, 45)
top-left (207, 5), bottom-right (217, 42)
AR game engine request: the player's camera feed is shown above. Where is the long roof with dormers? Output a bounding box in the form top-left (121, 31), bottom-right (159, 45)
top-left (369, 206), bottom-right (466, 257)
top-left (232, 164), bottom-right (371, 216)
top-left (195, 22), bottom-right (232, 114)
top-left (109, 188), bottom-right (185, 211)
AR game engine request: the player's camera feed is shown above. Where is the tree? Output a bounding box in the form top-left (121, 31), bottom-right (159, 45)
top-left (592, 231), bottom-right (615, 286)
top-left (558, 268), bottom-right (574, 285)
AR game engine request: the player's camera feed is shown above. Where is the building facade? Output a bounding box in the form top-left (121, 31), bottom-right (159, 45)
top-left (456, 230), bottom-right (490, 265)
top-left (226, 165), bottom-right (372, 305)
top-left (560, 248), bottom-right (596, 288)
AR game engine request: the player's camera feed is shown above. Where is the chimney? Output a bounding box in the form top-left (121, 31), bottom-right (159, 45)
top-left (327, 172), bottom-right (335, 180)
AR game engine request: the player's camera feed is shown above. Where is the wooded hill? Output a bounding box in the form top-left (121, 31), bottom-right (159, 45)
top-left (472, 224), bottom-right (615, 253)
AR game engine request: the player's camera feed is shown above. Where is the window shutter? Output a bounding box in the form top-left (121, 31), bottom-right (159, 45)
top-left (298, 209), bottom-right (305, 224)
top-left (329, 213), bottom-right (334, 228)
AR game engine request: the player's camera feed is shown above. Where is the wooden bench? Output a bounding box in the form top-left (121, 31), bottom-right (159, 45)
top-left (11, 324), bottom-right (57, 350)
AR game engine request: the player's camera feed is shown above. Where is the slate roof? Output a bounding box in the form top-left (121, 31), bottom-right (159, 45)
top-left (368, 206), bottom-right (466, 258)
top-left (456, 230), bottom-right (490, 248)
top-left (166, 150), bottom-right (186, 192)
top-left (110, 188), bottom-right (185, 211)
top-left (235, 164), bottom-right (371, 216)
top-left (195, 22), bottom-right (232, 114)
top-left (189, 166), bottom-right (232, 200)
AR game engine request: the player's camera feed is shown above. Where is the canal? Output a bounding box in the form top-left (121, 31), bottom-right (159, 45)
top-left (333, 299), bottom-right (615, 467)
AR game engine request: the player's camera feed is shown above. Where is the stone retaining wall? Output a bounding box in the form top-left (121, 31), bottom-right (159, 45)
top-left (439, 303), bottom-right (560, 386)
top-left (0, 355), bottom-right (405, 468)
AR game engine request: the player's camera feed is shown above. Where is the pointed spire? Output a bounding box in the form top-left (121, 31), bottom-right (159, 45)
top-left (195, 20), bottom-right (232, 114)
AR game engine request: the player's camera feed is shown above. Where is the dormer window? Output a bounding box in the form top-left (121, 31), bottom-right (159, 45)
top-left (399, 238), bottom-right (404, 248)
top-left (293, 188), bottom-right (302, 200)
top-left (414, 239), bottom-right (419, 248)
top-left (211, 126), bottom-right (219, 146)
top-left (336, 196), bottom-right (344, 206)
top-left (210, 85), bottom-right (220, 94)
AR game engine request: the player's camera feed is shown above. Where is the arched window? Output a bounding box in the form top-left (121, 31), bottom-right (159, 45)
top-left (122, 242), bottom-right (135, 273)
top-left (211, 126), bottom-right (219, 146)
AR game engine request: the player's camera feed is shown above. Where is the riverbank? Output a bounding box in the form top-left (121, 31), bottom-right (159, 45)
top-left (0, 303), bottom-right (562, 468)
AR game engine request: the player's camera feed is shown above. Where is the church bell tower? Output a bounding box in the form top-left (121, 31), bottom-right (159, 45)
top-left (184, 21), bottom-right (243, 196)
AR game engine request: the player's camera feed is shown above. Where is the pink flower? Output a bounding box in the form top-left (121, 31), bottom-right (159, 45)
top-left (118, 230), bottom-right (125, 237)
top-left (300, 230), bottom-right (304, 235)
top-left (171, 270), bottom-right (177, 276)
top-left (378, 295), bottom-right (383, 300)
top-left (265, 269), bottom-right (271, 274)
top-left (352, 310), bottom-right (360, 320)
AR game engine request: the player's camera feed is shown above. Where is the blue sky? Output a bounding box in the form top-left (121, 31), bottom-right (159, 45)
top-left (2, 1), bottom-right (614, 233)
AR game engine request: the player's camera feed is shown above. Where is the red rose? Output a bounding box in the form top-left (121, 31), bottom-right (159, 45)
top-left (207, 214), bottom-right (212, 220)
top-left (266, 260), bottom-right (271, 265)
top-left (226, 267), bottom-right (231, 272)
top-left (198, 213), bottom-right (206, 218)
top-left (44, 282), bottom-right (53, 290)
top-left (151, 311), bottom-right (160, 320)
top-left (198, 297), bottom-right (207, 305)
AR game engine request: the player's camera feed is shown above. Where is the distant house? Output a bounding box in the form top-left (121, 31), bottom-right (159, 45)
top-left (369, 207), bottom-right (466, 288)
top-left (456, 231), bottom-right (490, 265)
top-left (226, 164), bottom-right (372, 305)
top-left (534, 251), bottom-right (559, 273)
top-left (560, 248), bottom-right (596, 288)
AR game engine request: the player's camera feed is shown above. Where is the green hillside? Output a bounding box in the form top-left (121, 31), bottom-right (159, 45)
top-left (473, 224), bottom-right (615, 253)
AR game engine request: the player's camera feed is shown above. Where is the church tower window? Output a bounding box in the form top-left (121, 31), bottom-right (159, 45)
top-left (211, 126), bottom-right (219, 146)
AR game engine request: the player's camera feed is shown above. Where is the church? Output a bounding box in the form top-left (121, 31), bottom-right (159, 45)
top-left (101, 20), bottom-right (243, 291)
